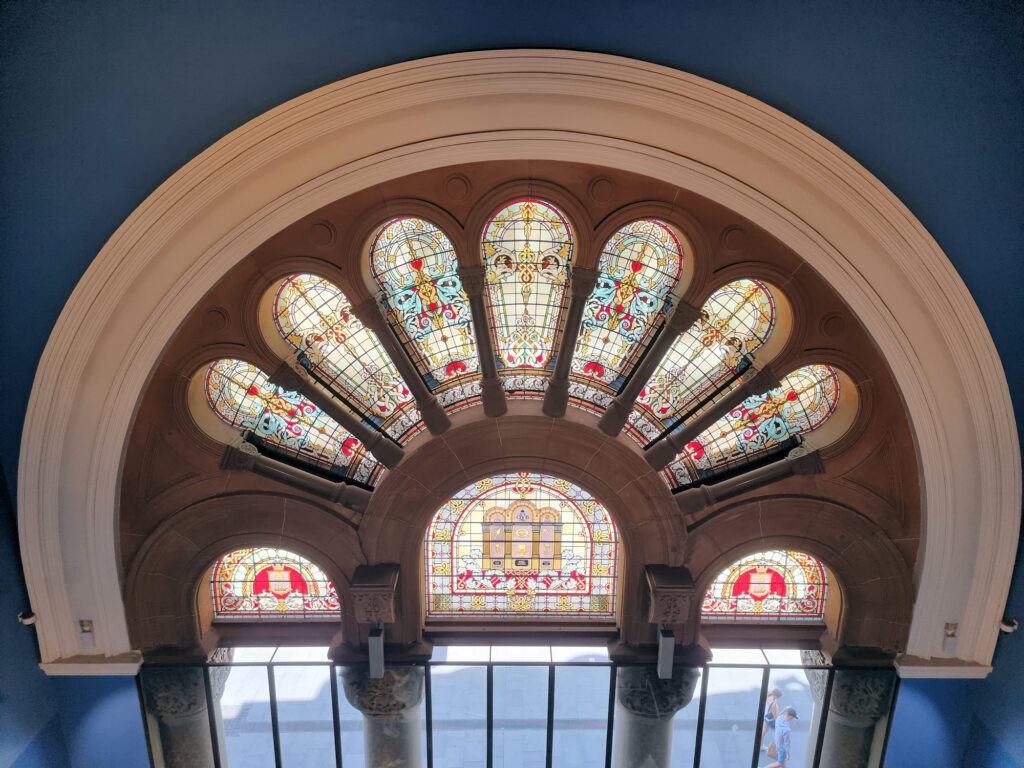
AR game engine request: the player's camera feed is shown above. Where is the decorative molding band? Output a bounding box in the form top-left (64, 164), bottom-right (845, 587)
top-left (17, 50), bottom-right (1019, 673)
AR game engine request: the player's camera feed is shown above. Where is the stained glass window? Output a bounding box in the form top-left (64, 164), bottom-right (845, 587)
top-left (569, 220), bottom-right (684, 401)
top-left (664, 364), bottom-right (840, 488)
top-left (272, 273), bottom-right (418, 442)
top-left (369, 217), bottom-right (479, 392)
top-left (702, 550), bottom-right (827, 622)
top-left (483, 200), bottom-right (573, 396)
top-left (425, 472), bottom-right (619, 619)
top-left (204, 358), bottom-right (376, 481)
top-left (212, 547), bottom-right (340, 620)
top-left (635, 279), bottom-right (776, 432)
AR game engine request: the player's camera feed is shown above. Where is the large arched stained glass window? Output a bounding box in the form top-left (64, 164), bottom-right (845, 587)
top-left (702, 550), bottom-right (827, 622)
top-left (425, 472), bottom-right (619, 619)
top-left (370, 218), bottom-right (479, 398)
top-left (570, 219), bottom-right (684, 401)
top-left (272, 273), bottom-right (420, 443)
top-left (204, 358), bottom-right (378, 483)
top-left (483, 200), bottom-right (573, 397)
top-left (664, 364), bottom-right (840, 488)
top-left (212, 547), bottom-right (340, 620)
top-left (630, 279), bottom-right (776, 443)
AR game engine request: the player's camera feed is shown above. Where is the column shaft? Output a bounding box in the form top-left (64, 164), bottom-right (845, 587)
top-left (458, 265), bottom-right (507, 417)
top-left (645, 363), bottom-right (780, 469)
top-left (351, 299), bottom-right (451, 435)
top-left (140, 666), bottom-right (217, 768)
top-left (598, 301), bottom-right (702, 435)
top-left (611, 665), bottom-right (699, 768)
top-left (269, 359), bottom-right (404, 468)
top-left (342, 666), bottom-right (425, 768)
top-left (542, 267), bottom-right (599, 417)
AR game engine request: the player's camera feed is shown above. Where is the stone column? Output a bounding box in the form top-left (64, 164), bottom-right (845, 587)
top-left (672, 445), bottom-right (824, 515)
top-left (351, 299), bottom-right (451, 435)
top-left (221, 440), bottom-right (371, 514)
top-left (612, 665), bottom-right (700, 768)
top-left (644, 363), bottom-right (780, 469)
top-left (597, 301), bottom-right (703, 436)
top-left (803, 651), bottom-right (897, 768)
top-left (140, 666), bottom-right (218, 768)
top-left (541, 266), bottom-right (599, 417)
top-left (269, 359), bottom-right (405, 468)
top-left (458, 265), bottom-right (507, 417)
top-left (342, 666), bottom-right (425, 768)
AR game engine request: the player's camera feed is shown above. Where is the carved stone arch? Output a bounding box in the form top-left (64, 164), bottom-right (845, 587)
top-left (686, 495), bottom-right (913, 652)
top-left (464, 179), bottom-right (595, 268)
top-left (124, 492), bottom-right (364, 654)
top-left (357, 417), bottom-right (682, 645)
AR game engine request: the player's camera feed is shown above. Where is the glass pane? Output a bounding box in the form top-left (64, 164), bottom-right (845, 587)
top-left (550, 646), bottom-right (609, 663)
top-left (273, 665), bottom-right (335, 768)
top-left (761, 670), bottom-right (821, 768)
top-left (762, 648), bottom-right (806, 666)
top-left (551, 666), bottom-right (610, 768)
top-left (271, 646), bottom-right (329, 662)
top-left (493, 666), bottom-right (549, 768)
top-left (699, 666), bottom-right (763, 768)
top-left (436, 645), bottom-right (491, 662)
top-left (335, 667), bottom-right (366, 768)
top-left (230, 646), bottom-right (277, 663)
top-left (670, 667), bottom-right (702, 768)
top-left (491, 646), bottom-right (551, 663)
top-left (217, 665), bottom-right (275, 768)
top-left (708, 647), bottom-right (768, 665)
top-left (431, 665), bottom-right (486, 768)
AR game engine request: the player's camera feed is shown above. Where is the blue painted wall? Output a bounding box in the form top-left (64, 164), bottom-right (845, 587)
top-left (1, 2), bottom-right (1021, 766)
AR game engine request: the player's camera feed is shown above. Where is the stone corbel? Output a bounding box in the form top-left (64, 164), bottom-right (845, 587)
top-left (350, 564), bottom-right (400, 624)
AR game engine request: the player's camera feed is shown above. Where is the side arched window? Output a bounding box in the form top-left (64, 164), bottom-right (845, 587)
top-left (211, 547), bottom-right (339, 620)
top-left (702, 550), bottom-right (828, 622)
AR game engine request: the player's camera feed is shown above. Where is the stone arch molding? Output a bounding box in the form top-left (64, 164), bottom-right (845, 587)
top-left (19, 50), bottom-right (1018, 675)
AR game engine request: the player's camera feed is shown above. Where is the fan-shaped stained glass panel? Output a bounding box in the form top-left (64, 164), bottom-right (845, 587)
top-left (370, 218), bottom-right (479, 391)
top-left (425, 472), bottom-right (619, 619)
top-left (204, 358), bottom-right (376, 481)
top-left (570, 220), bottom-right (684, 402)
top-left (635, 279), bottom-right (776, 430)
top-left (212, 547), bottom-right (340, 620)
top-left (702, 550), bottom-right (827, 622)
top-left (664, 364), bottom-right (840, 488)
top-left (272, 273), bottom-right (418, 442)
top-left (483, 200), bottom-right (573, 394)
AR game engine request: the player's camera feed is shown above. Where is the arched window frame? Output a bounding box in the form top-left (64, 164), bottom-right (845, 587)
top-left (701, 549), bottom-right (829, 623)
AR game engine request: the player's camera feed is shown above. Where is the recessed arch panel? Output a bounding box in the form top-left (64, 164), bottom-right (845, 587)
top-left (211, 546), bottom-right (340, 620)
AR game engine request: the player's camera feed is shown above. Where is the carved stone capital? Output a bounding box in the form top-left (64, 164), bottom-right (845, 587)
top-left (738, 363), bottom-right (780, 397)
top-left (596, 397), bottom-right (632, 436)
top-left (829, 669), bottom-right (896, 723)
top-left (342, 666), bottom-right (425, 717)
top-left (570, 267), bottom-right (599, 299)
top-left (665, 301), bottom-right (702, 333)
top-left (645, 565), bottom-right (696, 624)
top-left (541, 376), bottom-right (569, 417)
top-left (644, 438), bottom-right (678, 471)
top-left (141, 666), bottom-right (208, 720)
top-left (351, 298), bottom-right (389, 333)
top-left (789, 447), bottom-right (825, 475)
top-left (479, 376), bottom-right (508, 417)
top-left (220, 440), bottom-right (258, 471)
top-left (209, 647), bottom-right (234, 700)
top-left (457, 265), bottom-right (487, 297)
top-left (801, 649), bottom-right (830, 703)
top-left (351, 564), bottom-right (400, 624)
top-left (615, 665), bottom-right (699, 718)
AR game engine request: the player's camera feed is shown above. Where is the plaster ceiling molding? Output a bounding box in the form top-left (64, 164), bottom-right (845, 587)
top-left (19, 50), bottom-right (1018, 675)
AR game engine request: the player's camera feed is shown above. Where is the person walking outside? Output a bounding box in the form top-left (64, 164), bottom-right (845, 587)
top-left (761, 687), bottom-right (784, 751)
top-left (765, 707), bottom-right (798, 767)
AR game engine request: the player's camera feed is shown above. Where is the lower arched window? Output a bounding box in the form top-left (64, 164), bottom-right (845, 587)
top-left (424, 472), bottom-right (619, 619)
top-left (702, 550), bottom-right (827, 622)
top-left (211, 547), bottom-right (340, 620)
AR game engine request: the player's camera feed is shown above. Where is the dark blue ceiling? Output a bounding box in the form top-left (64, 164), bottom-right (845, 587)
top-left (1, 0), bottom-right (1022, 493)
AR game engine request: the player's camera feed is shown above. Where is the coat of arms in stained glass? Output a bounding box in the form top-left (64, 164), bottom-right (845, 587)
top-left (483, 200), bottom-right (573, 396)
top-left (370, 218), bottom-right (479, 393)
top-left (569, 219), bottom-right (684, 407)
top-left (212, 547), bottom-right (340, 619)
top-left (702, 550), bottom-right (827, 621)
top-left (425, 472), bottom-right (619, 619)
top-left (272, 273), bottom-right (418, 442)
top-left (204, 358), bottom-right (377, 481)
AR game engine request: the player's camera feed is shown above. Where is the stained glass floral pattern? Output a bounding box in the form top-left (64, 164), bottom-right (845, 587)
top-left (425, 472), bottom-right (619, 619)
top-left (370, 217), bottom-right (479, 391)
top-left (204, 358), bottom-right (374, 479)
top-left (636, 279), bottom-right (776, 430)
top-left (483, 200), bottom-right (573, 392)
top-left (212, 547), bottom-right (340, 619)
top-left (272, 273), bottom-right (417, 441)
top-left (568, 220), bottom-right (684, 401)
top-left (702, 550), bottom-right (827, 621)
top-left (665, 364), bottom-right (840, 487)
